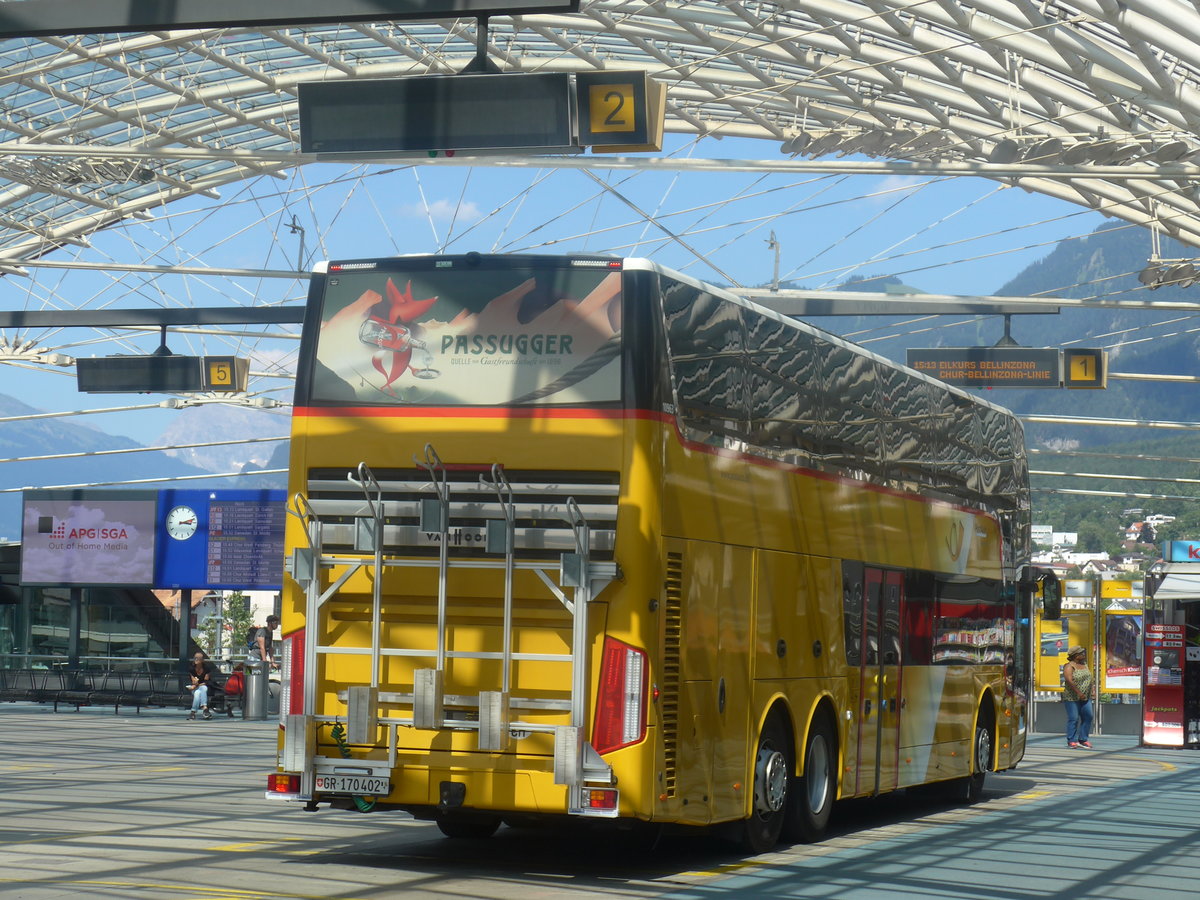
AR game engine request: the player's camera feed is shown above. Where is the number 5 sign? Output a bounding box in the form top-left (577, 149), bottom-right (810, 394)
top-left (201, 355), bottom-right (249, 392)
top-left (576, 70), bottom-right (664, 152)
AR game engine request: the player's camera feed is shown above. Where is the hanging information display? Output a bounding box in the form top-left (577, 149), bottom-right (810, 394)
top-left (154, 489), bottom-right (287, 590)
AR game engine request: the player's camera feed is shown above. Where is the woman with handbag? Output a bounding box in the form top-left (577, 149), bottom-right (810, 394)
top-left (1062, 645), bottom-right (1095, 749)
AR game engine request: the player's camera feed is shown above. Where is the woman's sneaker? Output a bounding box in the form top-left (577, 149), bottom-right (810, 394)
top-left (1068, 741), bottom-right (1080, 748)
top-left (1079, 741), bottom-right (1093, 749)
top-left (203, 709), bottom-right (213, 720)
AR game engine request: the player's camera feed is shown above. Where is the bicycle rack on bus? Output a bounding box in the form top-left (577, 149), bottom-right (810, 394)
top-left (284, 443), bottom-right (620, 801)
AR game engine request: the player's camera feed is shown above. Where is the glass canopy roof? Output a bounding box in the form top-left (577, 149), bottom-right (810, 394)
top-left (0, 0), bottom-right (1199, 261)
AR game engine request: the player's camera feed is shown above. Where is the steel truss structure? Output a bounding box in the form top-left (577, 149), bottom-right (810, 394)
top-left (1, 0), bottom-right (1200, 262)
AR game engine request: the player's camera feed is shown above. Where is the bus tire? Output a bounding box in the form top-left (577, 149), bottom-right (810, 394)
top-left (739, 712), bottom-right (791, 854)
top-left (952, 711), bottom-right (993, 805)
top-left (434, 811), bottom-right (502, 839)
top-left (784, 714), bottom-right (835, 843)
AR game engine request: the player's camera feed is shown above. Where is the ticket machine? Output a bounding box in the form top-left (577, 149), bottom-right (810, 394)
top-left (1144, 542), bottom-right (1200, 747)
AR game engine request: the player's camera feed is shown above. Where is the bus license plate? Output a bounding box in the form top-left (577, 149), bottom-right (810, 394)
top-left (315, 774), bottom-right (389, 796)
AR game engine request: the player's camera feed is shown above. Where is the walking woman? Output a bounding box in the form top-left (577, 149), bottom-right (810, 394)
top-left (1062, 645), bottom-right (1095, 748)
top-left (187, 650), bottom-right (216, 720)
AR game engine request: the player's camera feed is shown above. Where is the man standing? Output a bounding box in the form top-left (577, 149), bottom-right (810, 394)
top-left (251, 614), bottom-right (280, 666)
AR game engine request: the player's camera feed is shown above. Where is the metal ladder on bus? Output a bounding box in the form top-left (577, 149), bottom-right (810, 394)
top-left (285, 443), bottom-right (620, 807)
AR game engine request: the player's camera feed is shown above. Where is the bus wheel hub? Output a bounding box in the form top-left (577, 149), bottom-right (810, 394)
top-left (755, 745), bottom-right (788, 815)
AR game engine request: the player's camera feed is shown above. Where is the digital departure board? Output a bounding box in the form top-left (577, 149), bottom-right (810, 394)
top-left (155, 489), bottom-right (287, 590)
top-left (906, 347), bottom-right (1107, 389)
top-left (906, 347), bottom-right (1062, 388)
top-left (77, 354), bottom-right (250, 393)
top-left (299, 73), bottom-right (576, 154)
top-left (206, 499), bottom-right (287, 588)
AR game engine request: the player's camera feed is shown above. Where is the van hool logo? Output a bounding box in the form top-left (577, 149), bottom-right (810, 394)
top-left (422, 527), bottom-right (486, 546)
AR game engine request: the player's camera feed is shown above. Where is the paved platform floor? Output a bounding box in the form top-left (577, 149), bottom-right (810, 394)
top-left (0, 703), bottom-right (1196, 899)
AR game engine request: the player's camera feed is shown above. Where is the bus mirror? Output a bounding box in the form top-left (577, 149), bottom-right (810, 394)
top-left (1040, 572), bottom-right (1062, 620)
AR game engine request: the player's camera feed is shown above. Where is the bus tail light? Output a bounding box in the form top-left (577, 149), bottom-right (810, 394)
top-left (592, 638), bottom-right (647, 755)
top-left (279, 628), bottom-right (305, 720)
top-left (267, 773), bottom-right (301, 795)
top-left (582, 788), bottom-right (618, 811)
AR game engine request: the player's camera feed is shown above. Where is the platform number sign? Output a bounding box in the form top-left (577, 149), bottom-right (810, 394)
top-left (576, 71), bottom-right (654, 149)
top-left (206, 358), bottom-right (233, 389)
top-left (1063, 348), bottom-right (1107, 389)
top-left (588, 83), bottom-right (636, 134)
top-left (200, 355), bottom-right (248, 392)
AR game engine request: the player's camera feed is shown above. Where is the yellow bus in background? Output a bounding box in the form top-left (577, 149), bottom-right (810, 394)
top-left (266, 253), bottom-right (1049, 851)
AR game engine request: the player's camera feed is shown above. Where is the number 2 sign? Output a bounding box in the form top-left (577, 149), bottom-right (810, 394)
top-left (576, 70), bottom-right (660, 150)
top-left (588, 83), bottom-right (635, 133)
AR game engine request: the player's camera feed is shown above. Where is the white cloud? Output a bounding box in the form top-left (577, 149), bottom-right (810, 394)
top-left (398, 198), bottom-right (482, 222)
top-left (873, 175), bottom-right (923, 197)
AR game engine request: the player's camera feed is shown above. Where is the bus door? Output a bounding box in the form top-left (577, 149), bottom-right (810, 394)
top-left (852, 567), bottom-right (904, 796)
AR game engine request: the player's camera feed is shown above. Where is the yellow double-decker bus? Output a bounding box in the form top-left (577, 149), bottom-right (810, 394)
top-left (266, 252), bottom-right (1051, 851)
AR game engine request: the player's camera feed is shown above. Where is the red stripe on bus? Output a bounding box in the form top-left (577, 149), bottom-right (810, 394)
top-left (293, 406), bottom-right (669, 421)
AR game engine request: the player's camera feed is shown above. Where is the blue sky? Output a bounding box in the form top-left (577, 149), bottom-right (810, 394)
top-left (0, 134), bottom-right (1105, 448)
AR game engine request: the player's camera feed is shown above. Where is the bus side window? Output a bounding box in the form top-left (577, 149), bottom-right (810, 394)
top-left (842, 560), bottom-right (864, 666)
top-left (903, 572), bottom-right (935, 665)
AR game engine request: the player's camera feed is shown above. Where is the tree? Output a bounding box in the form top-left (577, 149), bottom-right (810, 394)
top-left (198, 591), bottom-right (255, 662)
top-left (1075, 520), bottom-right (1114, 554)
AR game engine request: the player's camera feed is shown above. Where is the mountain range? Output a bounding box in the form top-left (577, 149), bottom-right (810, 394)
top-left (812, 222), bottom-right (1200, 449)
top-left (0, 396), bottom-right (288, 540)
top-left (2, 220), bottom-right (1198, 539)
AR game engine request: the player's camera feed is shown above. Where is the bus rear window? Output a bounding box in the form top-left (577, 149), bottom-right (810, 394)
top-left (311, 265), bottom-right (622, 406)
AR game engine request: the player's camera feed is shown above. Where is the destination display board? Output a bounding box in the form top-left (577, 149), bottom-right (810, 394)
top-left (907, 347), bottom-right (1062, 388)
top-left (300, 73), bottom-right (576, 154)
top-left (907, 347), bottom-right (1108, 389)
top-left (155, 489), bottom-right (286, 590)
top-left (77, 355), bottom-right (250, 393)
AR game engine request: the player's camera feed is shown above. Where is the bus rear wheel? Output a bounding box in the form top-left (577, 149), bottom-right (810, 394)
top-left (784, 715), bottom-right (835, 843)
top-left (739, 713), bottom-right (791, 854)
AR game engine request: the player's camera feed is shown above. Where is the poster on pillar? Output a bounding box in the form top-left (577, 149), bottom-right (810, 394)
top-left (1102, 610), bottom-right (1143, 693)
top-left (1035, 610), bottom-right (1094, 692)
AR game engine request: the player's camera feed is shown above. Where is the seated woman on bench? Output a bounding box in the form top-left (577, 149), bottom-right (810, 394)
top-left (186, 651), bottom-right (216, 720)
